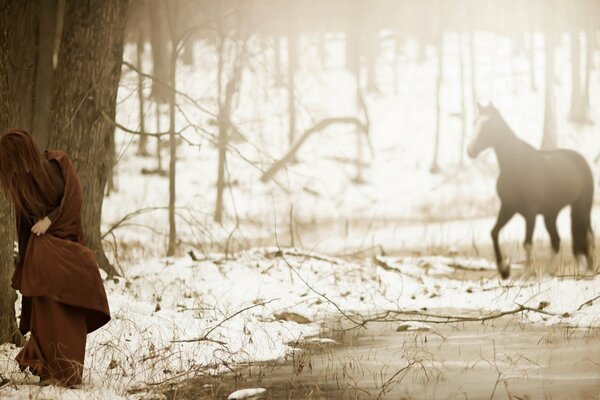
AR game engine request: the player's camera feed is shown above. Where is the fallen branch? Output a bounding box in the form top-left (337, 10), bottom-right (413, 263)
top-left (576, 293), bottom-right (600, 312)
top-left (373, 256), bottom-right (424, 283)
top-left (264, 248), bottom-right (341, 265)
top-left (357, 304), bottom-right (562, 327)
top-left (260, 117), bottom-right (368, 182)
top-left (171, 298), bottom-right (279, 344)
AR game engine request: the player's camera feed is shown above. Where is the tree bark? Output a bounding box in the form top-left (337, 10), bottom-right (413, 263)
top-left (148, 0), bottom-right (169, 103)
top-left (286, 3), bottom-right (298, 146)
top-left (541, 19), bottom-right (557, 150)
top-left (430, 36), bottom-right (443, 173)
top-left (32, 0), bottom-right (59, 149)
top-left (459, 33), bottom-right (467, 166)
top-left (7, 0), bottom-right (60, 149)
top-left (136, 29), bottom-right (150, 156)
top-left (48, 0), bottom-right (129, 277)
top-left (0, 0), bottom-right (22, 345)
top-left (568, 30), bottom-right (583, 121)
top-left (7, 1), bottom-right (38, 135)
top-left (166, 2), bottom-right (178, 256)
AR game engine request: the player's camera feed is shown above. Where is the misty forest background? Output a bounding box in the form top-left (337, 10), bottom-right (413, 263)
top-left (1, 0), bottom-right (600, 346)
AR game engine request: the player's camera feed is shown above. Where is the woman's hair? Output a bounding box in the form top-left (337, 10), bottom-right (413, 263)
top-left (0, 129), bottom-right (57, 220)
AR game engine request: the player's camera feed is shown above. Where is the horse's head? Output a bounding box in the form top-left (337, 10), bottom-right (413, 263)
top-left (467, 103), bottom-right (501, 158)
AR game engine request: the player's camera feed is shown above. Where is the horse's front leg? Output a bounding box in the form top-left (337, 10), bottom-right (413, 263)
top-left (523, 213), bottom-right (536, 275)
top-left (491, 204), bottom-right (515, 279)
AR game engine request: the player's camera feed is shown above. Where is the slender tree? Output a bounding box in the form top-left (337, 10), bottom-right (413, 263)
top-left (0, 0), bottom-right (22, 345)
top-left (165, 0), bottom-right (178, 256)
top-left (541, 7), bottom-right (557, 150)
top-left (48, 0), bottom-right (129, 276)
top-left (430, 34), bottom-right (444, 173)
top-left (286, 1), bottom-right (298, 146)
top-left (148, 0), bottom-right (169, 103)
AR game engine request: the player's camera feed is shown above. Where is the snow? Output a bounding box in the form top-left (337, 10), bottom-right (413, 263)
top-left (227, 388), bottom-right (267, 400)
top-left (2, 249), bottom-right (600, 399)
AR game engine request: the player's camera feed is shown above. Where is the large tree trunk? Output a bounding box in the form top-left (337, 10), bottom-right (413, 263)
top-left (7, 0), bottom-right (59, 149)
top-left (32, 0), bottom-right (59, 149)
top-left (48, 0), bottom-right (129, 277)
top-left (7, 1), bottom-right (38, 135)
top-left (0, 0), bottom-right (22, 346)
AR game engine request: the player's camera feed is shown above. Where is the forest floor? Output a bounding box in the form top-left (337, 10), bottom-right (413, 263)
top-left (1, 242), bottom-right (600, 399)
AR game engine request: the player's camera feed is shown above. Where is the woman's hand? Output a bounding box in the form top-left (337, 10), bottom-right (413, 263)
top-left (31, 216), bottom-right (52, 236)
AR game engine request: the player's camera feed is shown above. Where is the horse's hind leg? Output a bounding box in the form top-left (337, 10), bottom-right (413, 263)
top-left (491, 204), bottom-right (515, 279)
top-left (543, 213), bottom-right (560, 274)
top-left (571, 210), bottom-right (594, 274)
top-left (523, 214), bottom-right (536, 276)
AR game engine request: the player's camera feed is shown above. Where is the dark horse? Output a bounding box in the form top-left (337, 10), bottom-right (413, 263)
top-left (467, 103), bottom-right (595, 279)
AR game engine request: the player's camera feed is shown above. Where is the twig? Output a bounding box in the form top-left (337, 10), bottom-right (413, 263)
top-left (576, 293), bottom-right (600, 311)
top-left (171, 298), bottom-right (279, 343)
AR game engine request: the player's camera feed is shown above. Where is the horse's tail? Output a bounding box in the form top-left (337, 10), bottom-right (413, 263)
top-left (569, 152), bottom-right (594, 265)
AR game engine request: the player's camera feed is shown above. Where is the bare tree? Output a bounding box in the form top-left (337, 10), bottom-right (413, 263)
top-left (214, 5), bottom-right (248, 224)
top-left (165, 1), bottom-right (178, 256)
top-left (540, 7), bottom-right (557, 150)
top-left (286, 1), bottom-right (298, 146)
top-left (148, 0), bottom-right (169, 103)
top-left (430, 34), bottom-right (444, 173)
top-left (48, 0), bottom-right (129, 276)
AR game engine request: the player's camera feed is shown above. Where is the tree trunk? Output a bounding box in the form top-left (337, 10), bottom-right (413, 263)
top-left (469, 29), bottom-right (478, 112)
top-left (459, 33), bottom-right (467, 166)
top-left (136, 26), bottom-right (150, 156)
top-left (7, 1), bottom-right (38, 135)
top-left (529, 31), bottom-right (537, 91)
top-left (147, 0), bottom-right (169, 103)
top-left (32, 0), bottom-right (59, 149)
top-left (48, 0), bottom-right (129, 277)
top-left (541, 25), bottom-right (557, 150)
top-left (166, 4), bottom-right (177, 256)
top-left (0, 0), bottom-right (22, 345)
top-left (273, 36), bottom-right (284, 87)
top-left (568, 30), bottom-right (584, 121)
top-left (7, 0), bottom-right (60, 149)
top-left (528, 0), bottom-right (537, 93)
top-left (365, 31), bottom-right (378, 93)
top-left (430, 36), bottom-right (443, 173)
top-left (286, 3), bottom-right (298, 146)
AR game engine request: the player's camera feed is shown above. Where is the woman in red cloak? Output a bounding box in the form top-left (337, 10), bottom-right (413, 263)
top-left (0, 129), bottom-right (111, 387)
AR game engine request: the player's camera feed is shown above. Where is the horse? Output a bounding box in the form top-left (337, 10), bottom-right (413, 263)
top-left (467, 103), bottom-right (595, 279)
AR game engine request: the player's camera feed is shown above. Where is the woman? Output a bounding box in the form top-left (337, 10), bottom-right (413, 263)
top-left (0, 129), bottom-right (110, 387)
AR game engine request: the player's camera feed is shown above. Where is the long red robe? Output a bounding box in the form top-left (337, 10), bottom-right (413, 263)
top-left (11, 150), bottom-right (111, 386)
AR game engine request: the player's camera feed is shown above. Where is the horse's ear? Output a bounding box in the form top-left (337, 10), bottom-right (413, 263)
top-left (477, 102), bottom-right (484, 113)
top-left (489, 102), bottom-right (497, 111)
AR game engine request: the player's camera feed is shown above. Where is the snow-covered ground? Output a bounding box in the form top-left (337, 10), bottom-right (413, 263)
top-left (2, 248), bottom-right (600, 399)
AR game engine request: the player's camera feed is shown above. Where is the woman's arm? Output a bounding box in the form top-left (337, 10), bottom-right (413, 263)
top-left (31, 159), bottom-right (65, 236)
